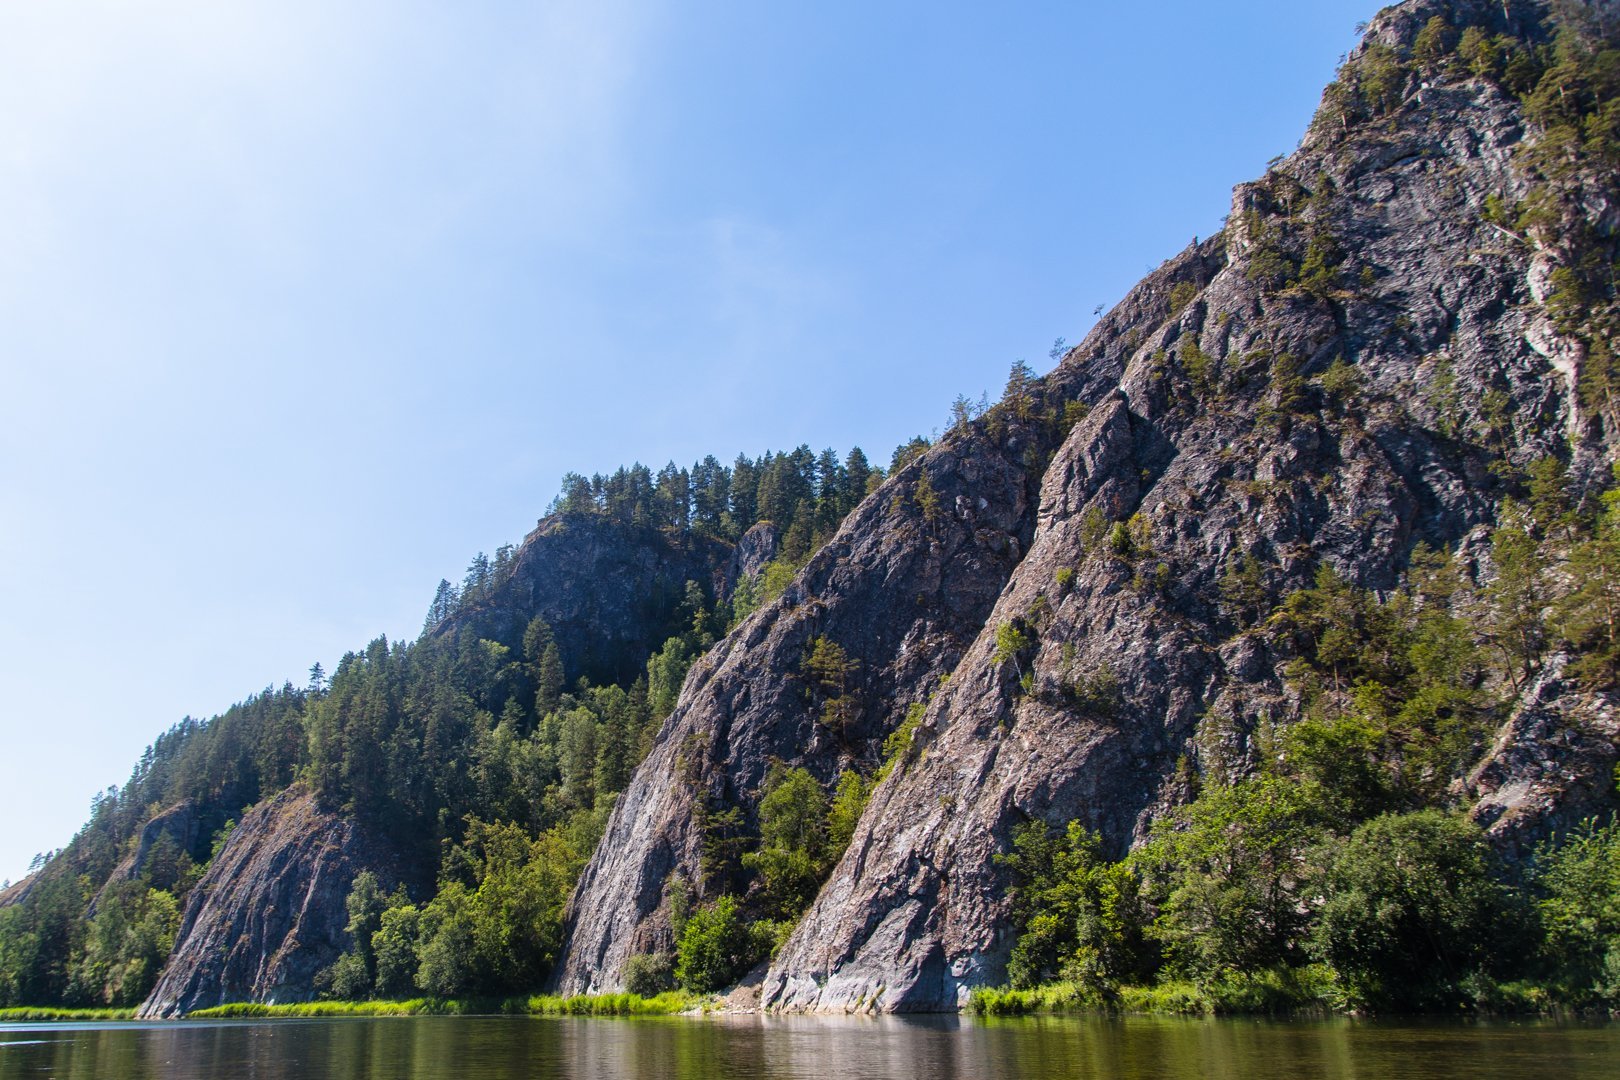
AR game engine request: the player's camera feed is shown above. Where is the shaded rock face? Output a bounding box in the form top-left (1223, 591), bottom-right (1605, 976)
top-left (435, 514), bottom-right (737, 687)
top-left (137, 788), bottom-right (413, 1018)
top-left (548, 0), bottom-right (1620, 1011)
top-left (731, 522), bottom-right (780, 583)
top-left (89, 801), bottom-right (203, 915)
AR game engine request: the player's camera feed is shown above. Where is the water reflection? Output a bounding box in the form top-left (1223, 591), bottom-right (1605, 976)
top-left (1, 1013), bottom-right (1616, 1080)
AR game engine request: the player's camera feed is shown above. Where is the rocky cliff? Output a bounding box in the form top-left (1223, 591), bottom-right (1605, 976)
top-left (137, 788), bottom-right (416, 1018)
top-left (551, 243), bottom-right (1222, 994)
top-left (11, 0), bottom-right (1607, 1019)
top-left (546, 0), bottom-right (1620, 1009)
top-left (434, 513), bottom-right (740, 688)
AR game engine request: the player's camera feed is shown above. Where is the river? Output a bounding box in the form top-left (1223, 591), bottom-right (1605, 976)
top-left (2, 1014), bottom-right (1618, 1079)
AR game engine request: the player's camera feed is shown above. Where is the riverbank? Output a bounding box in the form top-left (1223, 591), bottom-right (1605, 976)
top-left (184, 992), bottom-right (703, 1020)
top-left (0, 1007), bottom-right (137, 1021)
top-left (966, 969), bottom-right (1611, 1019)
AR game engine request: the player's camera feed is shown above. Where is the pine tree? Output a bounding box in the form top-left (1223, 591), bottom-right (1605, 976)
top-left (1558, 484), bottom-right (1620, 685)
top-left (843, 447), bottom-right (873, 512)
top-left (524, 617), bottom-right (565, 717)
top-left (1003, 359), bottom-right (1037, 420)
top-left (914, 468), bottom-right (944, 526)
top-left (1484, 502), bottom-right (1547, 692)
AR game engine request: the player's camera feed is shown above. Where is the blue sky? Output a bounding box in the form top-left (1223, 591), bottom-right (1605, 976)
top-left (0, 0), bottom-right (1374, 884)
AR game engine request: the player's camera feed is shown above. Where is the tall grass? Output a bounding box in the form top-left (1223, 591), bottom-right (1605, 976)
top-left (185, 992), bottom-right (700, 1020)
top-left (0, 1007), bottom-right (138, 1022)
top-left (524, 992), bottom-right (696, 1016)
top-left (969, 967), bottom-right (1336, 1018)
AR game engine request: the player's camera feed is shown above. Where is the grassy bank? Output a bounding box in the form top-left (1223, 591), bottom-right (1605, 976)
top-left (969, 968), bottom-right (1339, 1018)
top-left (965, 969), bottom-right (1611, 1019)
top-left (0, 1007), bottom-right (139, 1022)
top-left (185, 992), bottom-right (702, 1020)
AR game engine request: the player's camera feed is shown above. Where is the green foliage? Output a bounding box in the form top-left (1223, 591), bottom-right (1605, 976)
top-left (621, 952), bottom-right (676, 997)
top-left (992, 621), bottom-right (1035, 683)
top-left (803, 636), bottom-right (860, 734)
top-left (742, 766), bottom-right (830, 919)
top-left (1131, 778), bottom-right (1319, 980)
top-left (997, 822), bottom-right (1153, 994)
top-left (1107, 522), bottom-right (1132, 559)
top-left (1296, 232), bottom-right (1344, 298)
top-left (1079, 507), bottom-right (1110, 554)
top-left (890, 436), bottom-right (931, 473)
top-left (1316, 358), bottom-right (1362, 407)
top-left (371, 897), bottom-right (422, 999)
top-left (1557, 482), bottom-right (1620, 686)
top-left (750, 555), bottom-right (804, 611)
top-left (1412, 16), bottom-right (1457, 74)
top-left (913, 468), bottom-right (944, 525)
top-left (826, 770), bottom-right (870, 853)
top-left (1275, 556), bottom-right (1490, 804)
top-left (66, 882), bottom-right (180, 1007)
top-left (1219, 552), bottom-right (1269, 628)
top-left (1308, 811), bottom-right (1514, 1009)
top-left (186, 992), bottom-right (697, 1018)
top-left (1534, 817), bottom-right (1620, 1004)
top-left (1484, 502), bottom-right (1547, 690)
top-left (1062, 664), bottom-right (1121, 717)
top-left (675, 895), bottom-right (758, 993)
top-left (408, 820), bottom-right (582, 997)
top-left (550, 442), bottom-right (886, 549)
top-left (1258, 353), bottom-right (1307, 429)
top-left (1168, 281), bottom-right (1198, 317)
top-left (1178, 335), bottom-right (1218, 397)
top-left (1355, 42), bottom-right (1409, 117)
top-left (524, 990), bottom-right (696, 1015)
top-left (1242, 210), bottom-right (1298, 291)
top-left (874, 705), bottom-right (923, 784)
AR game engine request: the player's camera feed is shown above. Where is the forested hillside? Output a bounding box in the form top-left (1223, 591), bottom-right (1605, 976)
top-left (0, 439), bottom-right (914, 1010)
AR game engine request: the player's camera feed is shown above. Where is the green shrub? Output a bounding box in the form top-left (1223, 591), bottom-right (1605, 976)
top-left (1308, 810), bottom-right (1515, 1009)
top-left (1534, 817), bottom-right (1620, 1003)
top-left (675, 895), bottom-right (757, 993)
top-left (621, 952), bottom-right (676, 997)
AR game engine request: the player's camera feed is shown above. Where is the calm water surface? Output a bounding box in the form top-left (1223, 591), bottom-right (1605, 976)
top-left (2, 1014), bottom-right (1617, 1080)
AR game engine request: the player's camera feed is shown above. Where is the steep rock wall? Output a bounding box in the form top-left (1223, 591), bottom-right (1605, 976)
top-left (434, 514), bottom-right (737, 688)
top-left (753, 0), bottom-right (1615, 1010)
top-left (137, 788), bottom-right (414, 1018)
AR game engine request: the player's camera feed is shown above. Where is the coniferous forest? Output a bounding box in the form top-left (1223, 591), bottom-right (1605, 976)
top-left (0, 438), bottom-right (917, 1008)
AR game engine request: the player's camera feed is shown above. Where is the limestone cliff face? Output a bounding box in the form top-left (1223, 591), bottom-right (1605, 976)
top-left (137, 788), bottom-right (414, 1018)
top-left (546, 0), bottom-right (1620, 1010)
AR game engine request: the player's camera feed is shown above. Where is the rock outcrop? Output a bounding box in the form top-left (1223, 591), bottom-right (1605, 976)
top-left (548, 421), bottom-right (1050, 992)
top-left (0, 875), bottom-right (34, 910)
top-left (137, 788), bottom-right (413, 1018)
top-left (544, 0), bottom-right (1620, 1010)
top-left (1468, 655), bottom-right (1620, 859)
top-left (89, 800), bottom-right (203, 915)
top-left (551, 242), bottom-right (1226, 994)
top-left (434, 514), bottom-right (738, 687)
top-left (761, 0), bottom-right (1605, 1011)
